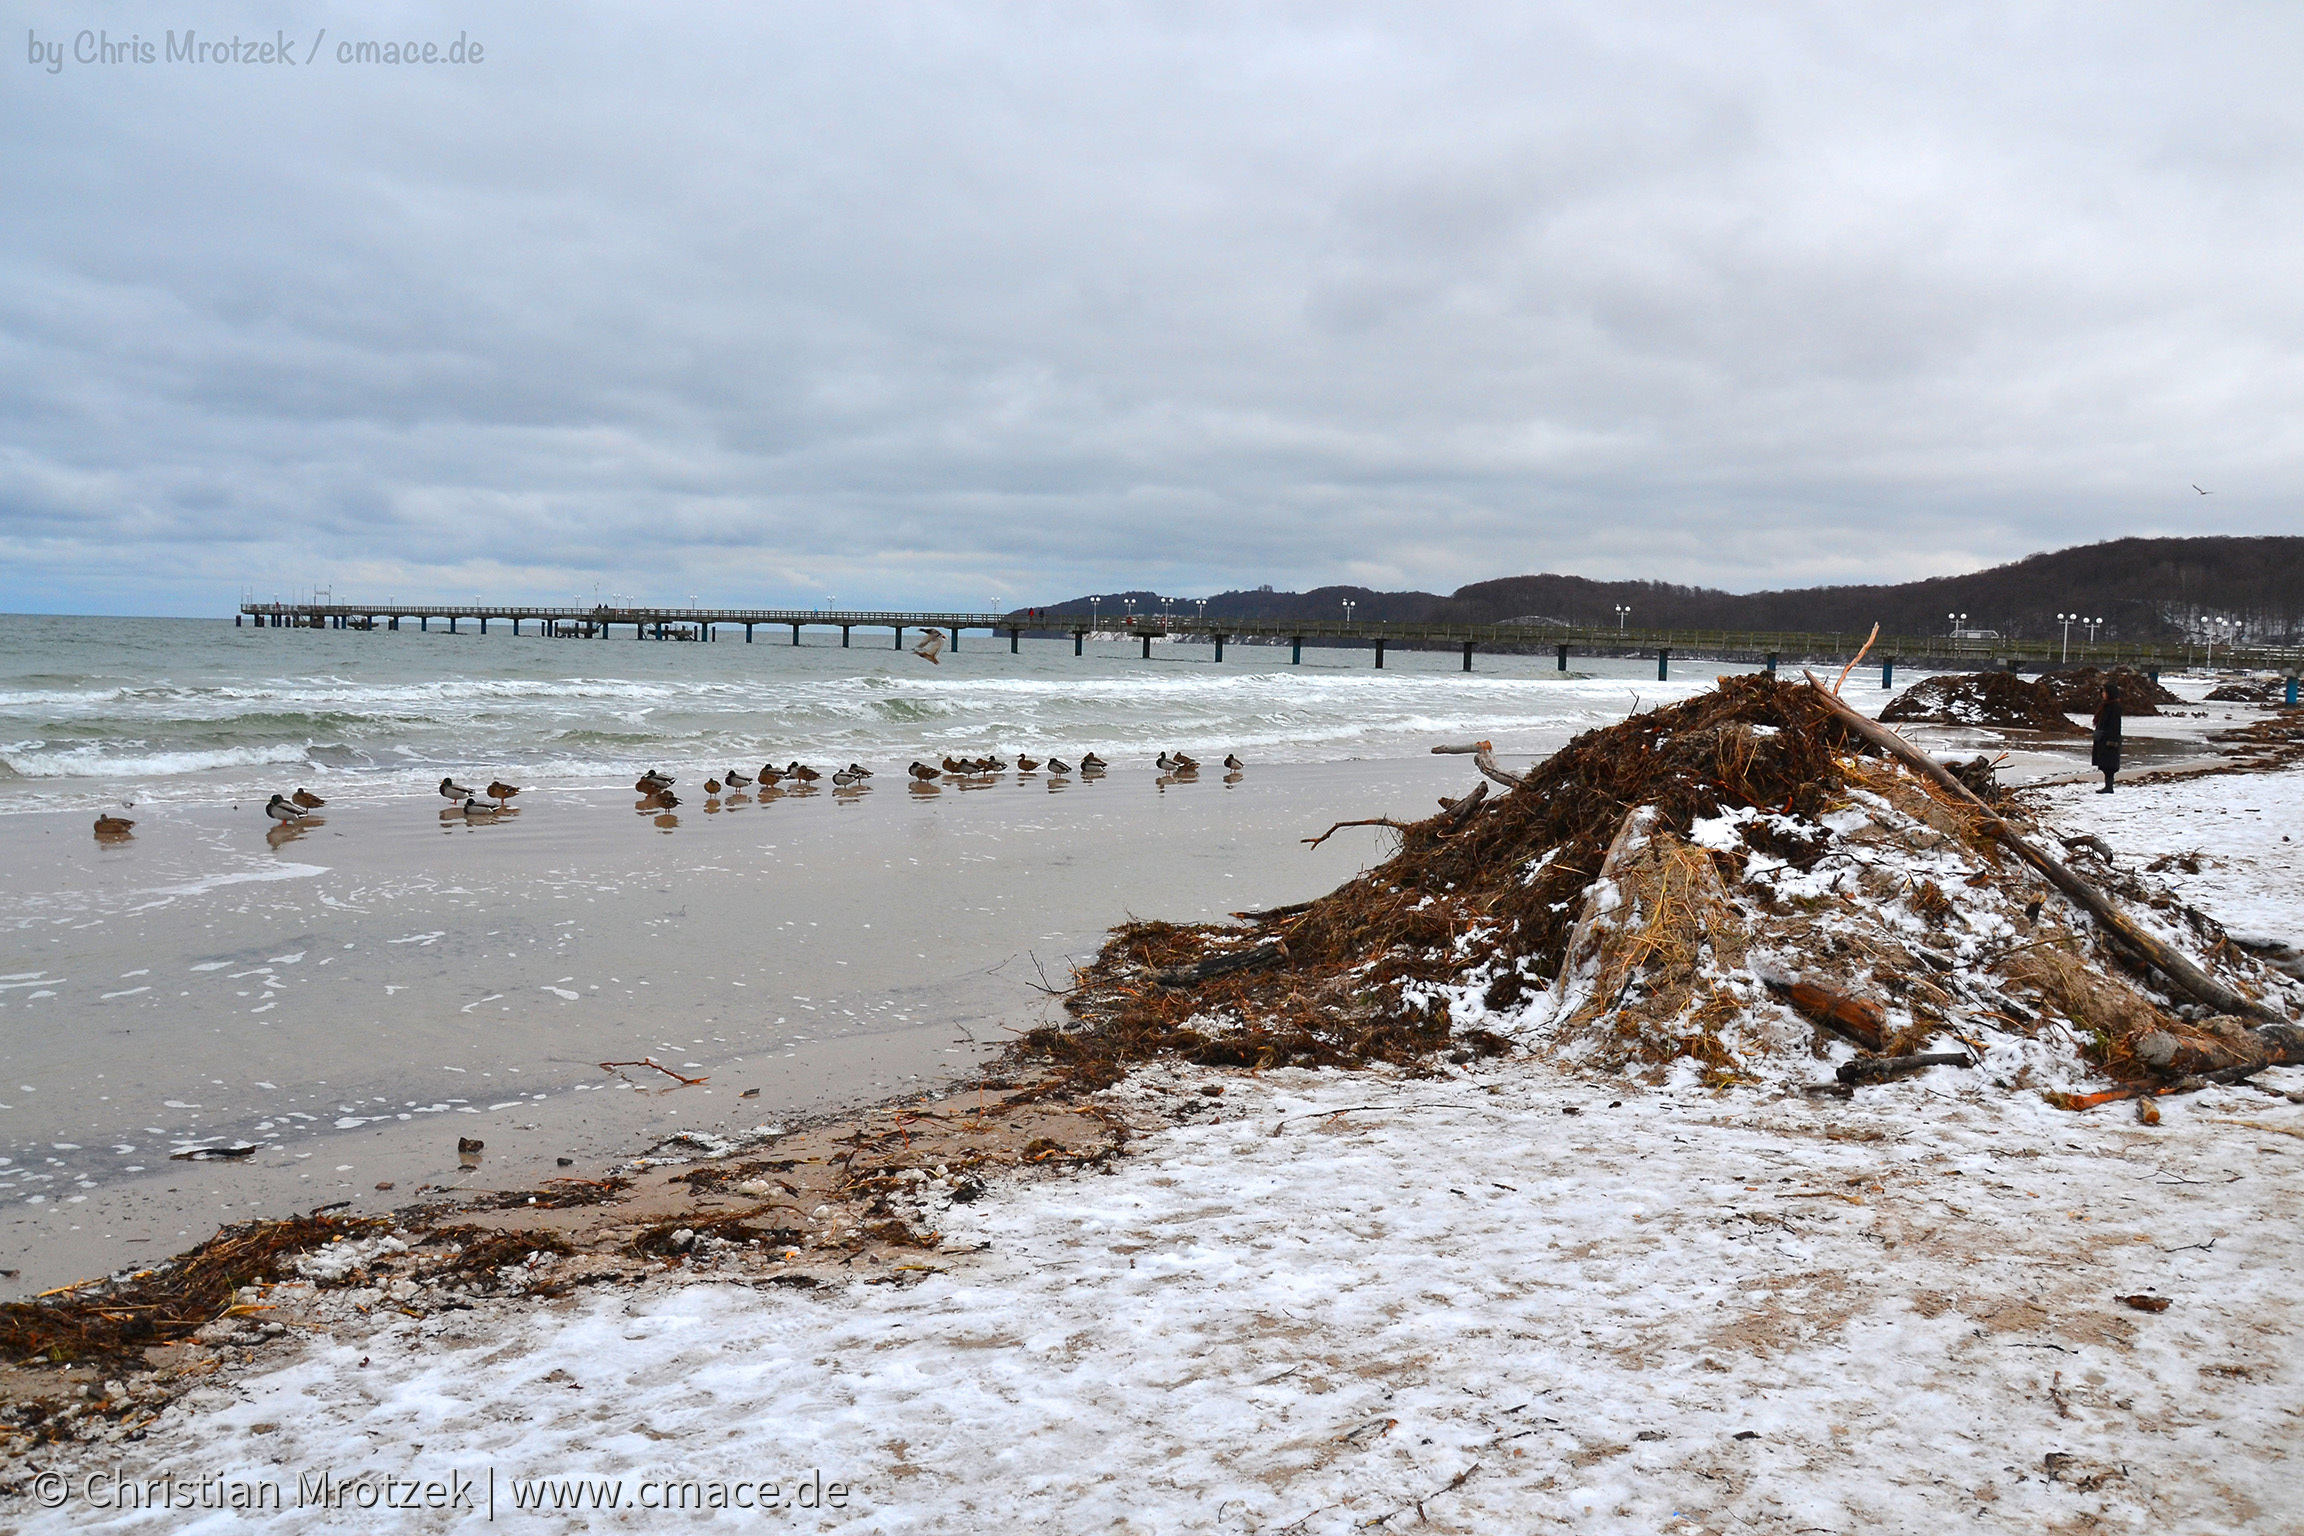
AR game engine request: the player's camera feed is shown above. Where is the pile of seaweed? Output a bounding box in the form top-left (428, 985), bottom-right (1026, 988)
top-left (1880, 670), bottom-right (2085, 733)
top-left (2040, 665), bottom-right (2179, 715)
top-left (1019, 673), bottom-right (2299, 1099)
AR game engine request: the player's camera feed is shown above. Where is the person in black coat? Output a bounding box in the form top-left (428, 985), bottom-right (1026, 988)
top-left (2091, 684), bottom-right (2123, 793)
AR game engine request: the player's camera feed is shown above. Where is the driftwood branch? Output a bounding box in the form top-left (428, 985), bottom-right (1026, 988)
top-left (1153, 943), bottom-right (1288, 988)
top-left (1431, 740), bottom-right (1528, 790)
top-left (1802, 673), bottom-right (2288, 1026)
top-left (1760, 973), bottom-right (1888, 1050)
top-left (598, 1058), bottom-right (709, 1086)
top-left (1436, 779), bottom-right (1490, 830)
top-left (1837, 1051), bottom-right (1972, 1085)
top-left (1302, 817), bottom-right (1414, 849)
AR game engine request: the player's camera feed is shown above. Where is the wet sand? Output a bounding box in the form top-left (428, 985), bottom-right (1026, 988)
top-left (0, 757), bottom-right (1469, 1293)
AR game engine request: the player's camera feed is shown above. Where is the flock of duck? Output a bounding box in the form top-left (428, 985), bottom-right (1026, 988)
top-left (88, 752), bottom-right (1248, 842)
top-left (626, 750), bottom-right (1243, 812)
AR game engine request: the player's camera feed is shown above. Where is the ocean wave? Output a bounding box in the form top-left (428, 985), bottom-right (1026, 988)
top-left (0, 741), bottom-right (318, 779)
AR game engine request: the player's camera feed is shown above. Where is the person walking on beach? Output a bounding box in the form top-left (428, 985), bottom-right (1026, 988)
top-left (2092, 683), bottom-right (2123, 793)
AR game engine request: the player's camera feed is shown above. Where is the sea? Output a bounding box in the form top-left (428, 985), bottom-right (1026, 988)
top-left (0, 613), bottom-right (1797, 1290)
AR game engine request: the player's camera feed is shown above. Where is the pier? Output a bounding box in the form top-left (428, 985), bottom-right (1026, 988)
top-left (235, 601), bottom-right (2303, 679)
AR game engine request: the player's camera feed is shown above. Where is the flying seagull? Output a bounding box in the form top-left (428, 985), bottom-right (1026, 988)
top-left (2193, 484), bottom-right (2212, 494)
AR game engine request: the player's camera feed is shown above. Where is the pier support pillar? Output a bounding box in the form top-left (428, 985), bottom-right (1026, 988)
top-left (235, 614), bottom-right (242, 626)
top-left (1215, 634), bottom-right (1225, 662)
top-left (1141, 633), bottom-right (1151, 660)
top-left (479, 616), bottom-right (488, 635)
top-left (894, 627), bottom-right (904, 649)
top-left (1291, 637), bottom-right (1302, 664)
top-left (1074, 630), bottom-right (1083, 656)
top-left (1656, 647), bottom-right (1669, 681)
top-left (1881, 656), bottom-right (1895, 690)
top-left (1010, 629), bottom-right (1020, 654)
top-left (791, 624), bottom-right (800, 646)
top-left (1557, 643), bottom-right (1570, 671)
top-left (841, 627), bottom-right (850, 648)
top-left (449, 617), bottom-right (458, 634)
top-left (745, 623), bottom-right (753, 642)
top-left (512, 618), bottom-right (520, 637)
top-left (951, 627), bottom-right (959, 652)
top-left (1373, 639), bottom-right (1386, 669)
top-left (1462, 641), bottom-right (1474, 672)
top-left (421, 616), bottom-right (428, 632)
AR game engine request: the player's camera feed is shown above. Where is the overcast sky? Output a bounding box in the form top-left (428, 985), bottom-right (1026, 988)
top-left (5, 2), bottom-right (2301, 615)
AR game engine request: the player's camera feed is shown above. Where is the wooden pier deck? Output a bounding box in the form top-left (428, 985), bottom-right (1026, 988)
top-left (235, 601), bottom-right (2302, 678)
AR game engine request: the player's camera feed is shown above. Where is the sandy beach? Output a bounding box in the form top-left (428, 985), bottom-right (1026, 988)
top-left (3, 670), bottom-right (2298, 1533)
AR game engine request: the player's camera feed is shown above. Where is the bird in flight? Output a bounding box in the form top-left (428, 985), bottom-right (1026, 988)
top-left (2193, 484), bottom-right (2212, 494)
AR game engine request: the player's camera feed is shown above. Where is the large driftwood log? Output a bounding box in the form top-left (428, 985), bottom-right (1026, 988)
top-left (1802, 674), bottom-right (2288, 1027)
top-left (1153, 943), bottom-right (1287, 988)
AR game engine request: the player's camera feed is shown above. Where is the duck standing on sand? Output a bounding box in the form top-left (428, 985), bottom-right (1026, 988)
top-left (724, 768), bottom-right (752, 790)
top-left (440, 776), bottom-right (477, 803)
top-left (265, 793), bottom-right (307, 824)
top-left (908, 761), bottom-right (942, 781)
top-left (291, 787), bottom-right (326, 810)
top-left (844, 763), bottom-right (874, 779)
top-left (93, 812), bottom-right (135, 838)
top-left (486, 779), bottom-right (521, 807)
top-left (787, 763), bottom-right (822, 783)
top-left (636, 770), bottom-right (674, 793)
top-left (756, 765), bottom-right (784, 787)
top-left (1223, 754), bottom-right (1244, 771)
top-left (1080, 752), bottom-right (1107, 770)
top-left (1045, 758), bottom-right (1072, 775)
top-left (1016, 756), bottom-right (1041, 772)
top-left (832, 767), bottom-right (863, 787)
top-left (704, 778), bottom-right (724, 796)
top-left (1155, 753), bottom-right (1177, 772)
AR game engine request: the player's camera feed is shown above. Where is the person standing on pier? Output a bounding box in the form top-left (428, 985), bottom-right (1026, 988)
top-left (2091, 683), bottom-right (2123, 793)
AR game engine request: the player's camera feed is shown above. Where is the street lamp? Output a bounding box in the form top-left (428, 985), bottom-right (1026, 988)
top-left (1091, 596), bottom-right (1102, 632)
top-left (2084, 617), bottom-right (2103, 645)
top-left (1341, 599), bottom-right (1357, 626)
top-left (1949, 612), bottom-right (1967, 641)
top-left (2057, 612), bottom-right (2075, 663)
top-left (1615, 604), bottom-right (1630, 633)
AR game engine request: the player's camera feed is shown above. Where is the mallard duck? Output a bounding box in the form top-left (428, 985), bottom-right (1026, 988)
top-left (1172, 752), bottom-right (1199, 770)
top-left (638, 788), bottom-right (680, 810)
top-left (983, 756), bottom-right (1007, 772)
top-left (461, 797), bottom-right (500, 817)
top-left (832, 767), bottom-right (863, 787)
top-left (637, 769), bottom-right (674, 791)
top-left (486, 779), bottom-right (521, 806)
top-left (844, 763), bottom-right (874, 778)
top-left (1155, 753), bottom-right (1178, 772)
top-left (942, 756), bottom-right (969, 774)
top-left (265, 793), bottom-right (306, 824)
top-left (1080, 752), bottom-right (1107, 769)
top-left (1016, 756), bottom-right (1041, 772)
top-left (787, 763), bottom-right (822, 783)
top-left (1045, 758), bottom-right (1072, 774)
top-left (440, 776), bottom-right (476, 802)
top-left (704, 778), bottom-right (723, 796)
top-left (724, 768), bottom-right (753, 788)
top-left (1223, 754), bottom-right (1244, 770)
top-left (291, 787), bottom-right (326, 810)
top-left (756, 765), bottom-right (784, 786)
top-left (93, 813), bottom-right (135, 836)
top-left (908, 761), bottom-right (941, 781)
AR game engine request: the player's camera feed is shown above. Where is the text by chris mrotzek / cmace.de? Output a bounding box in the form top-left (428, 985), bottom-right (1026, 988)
top-left (26, 29), bottom-right (485, 72)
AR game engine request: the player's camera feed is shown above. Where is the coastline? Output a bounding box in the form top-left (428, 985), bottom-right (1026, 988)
top-left (4, 682), bottom-right (2300, 1530)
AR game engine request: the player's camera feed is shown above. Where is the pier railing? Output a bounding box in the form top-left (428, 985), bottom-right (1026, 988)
top-left (234, 601), bottom-right (2303, 674)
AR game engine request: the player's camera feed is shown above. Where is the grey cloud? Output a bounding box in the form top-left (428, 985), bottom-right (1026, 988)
top-left (4, 2), bottom-right (2302, 615)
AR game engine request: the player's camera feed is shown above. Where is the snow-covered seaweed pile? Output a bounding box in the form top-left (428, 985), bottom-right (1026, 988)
top-left (1025, 674), bottom-right (2303, 1102)
top-left (2038, 664), bottom-right (2180, 714)
top-left (1879, 669), bottom-right (2086, 732)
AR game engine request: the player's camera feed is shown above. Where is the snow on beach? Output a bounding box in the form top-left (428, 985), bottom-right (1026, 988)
top-left (24, 1060), bottom-right (2304, 1533)
top-left (13, 707), bottom-right (2304, 1532)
